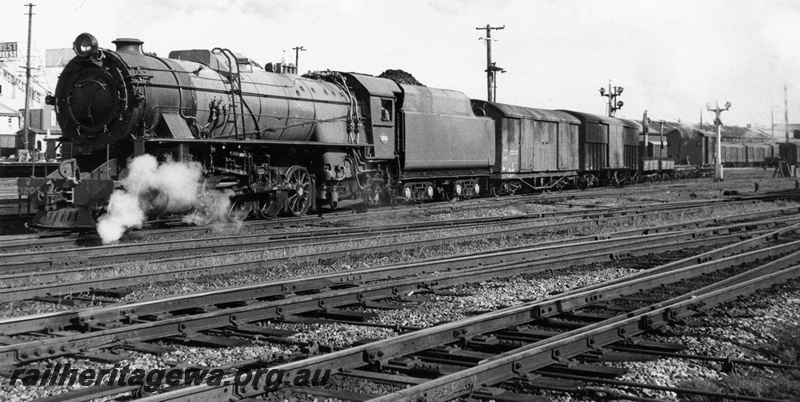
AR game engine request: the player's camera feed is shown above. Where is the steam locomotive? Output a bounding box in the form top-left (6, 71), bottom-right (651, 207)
top-left (23, 33), bottom-right (653, 231)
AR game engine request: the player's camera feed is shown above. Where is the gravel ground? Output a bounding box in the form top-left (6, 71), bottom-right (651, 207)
top-left (551, 279), bottom-right (800, 401)
top-left (2, 198), bottom-right (792, 321)
top-left (0, 256), bottom-right (645, 401)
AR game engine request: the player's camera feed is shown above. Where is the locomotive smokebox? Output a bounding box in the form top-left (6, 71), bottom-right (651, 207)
top-left (112, 38), bottom-right (144, 55)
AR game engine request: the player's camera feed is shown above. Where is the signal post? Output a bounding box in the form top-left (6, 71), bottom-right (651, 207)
top-left (707, 100), bottom-right (731, 182)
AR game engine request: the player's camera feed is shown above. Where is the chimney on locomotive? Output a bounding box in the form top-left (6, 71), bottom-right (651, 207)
top-left (112, 38), bottom-right (144, 55)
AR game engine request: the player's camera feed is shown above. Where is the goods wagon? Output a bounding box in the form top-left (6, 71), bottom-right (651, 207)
top-left (471, 101), bottom-right (580, 193)
top-left (780, 142), bottom-right (800, 166)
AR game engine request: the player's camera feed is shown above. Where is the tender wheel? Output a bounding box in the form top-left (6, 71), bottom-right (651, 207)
top-left (286, 166), bottom-right (312, 216)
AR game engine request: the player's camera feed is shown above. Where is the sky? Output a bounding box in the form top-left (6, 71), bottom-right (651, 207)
top-left (2, 0), bottom-right (799, 131)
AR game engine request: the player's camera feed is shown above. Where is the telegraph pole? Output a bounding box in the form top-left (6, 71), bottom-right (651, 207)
top-left (292, 46), bottom-right (306, 72)
top-left (707, 100), bottom-right (731, 182)
top-left (476, 24), bottom-right (505, 102)
top-left (785, 84), bottom-right (789, 144)
top-left (599, 80), bottom-right (624, 117)
top-left (23, 3), bottom-right (35, 153)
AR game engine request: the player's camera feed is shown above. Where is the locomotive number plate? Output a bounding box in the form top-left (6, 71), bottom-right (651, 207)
top-left (17, 178), bottom-right (46, 196)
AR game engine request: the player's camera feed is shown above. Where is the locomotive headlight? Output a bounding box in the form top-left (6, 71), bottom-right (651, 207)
top-left (73, 33), bottom-right (99, 58)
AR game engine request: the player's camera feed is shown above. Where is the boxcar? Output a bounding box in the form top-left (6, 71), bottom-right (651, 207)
top-left (779, 142), bottom-right (800, 166)
top-left (559, 111), bottom-right (616, 171)
top-left (666, 129), bottom-right (711, 165)
top-left (721, 143), bottom-right (745, 166)
top-left (747, 143), bottom-right (773, 166)
top-left (619, 119), bottom-right (641, 171)
top-left (472, 101), bottom-right (580, 178)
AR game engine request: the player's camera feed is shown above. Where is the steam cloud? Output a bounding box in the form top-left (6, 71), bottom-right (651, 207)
top-left (96, 155), bottom-right (234, 244)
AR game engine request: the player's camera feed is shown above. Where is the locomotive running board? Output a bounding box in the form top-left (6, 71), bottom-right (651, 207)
top-left (141, 137), bottom-right (373, 147)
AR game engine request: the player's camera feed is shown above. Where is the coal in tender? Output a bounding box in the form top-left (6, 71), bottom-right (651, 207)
top-left (378, 69), bottom-right (425, 86)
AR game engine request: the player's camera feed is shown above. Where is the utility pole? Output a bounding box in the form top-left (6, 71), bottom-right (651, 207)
top-left (700, 108), bottom-right (703, 131)
top-left (771, 107), bottom-right (774, 138)
top-left (476, 24), bottom-right (505, 102)
top-left (292, 45), bottom-right (306, 72)
top-left (23, 3), bottom-right (35, 153)
top-left (707, 100), bottom-right (731, 182)
top-left (599, 80), bottom-right (624, 117)
top-left (785, 84), bottom-right (789, 144)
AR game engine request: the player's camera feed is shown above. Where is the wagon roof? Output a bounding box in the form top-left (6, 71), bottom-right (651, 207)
top-left (618, 118), bottom-right (642, 130)
top-left (557, 110), bottom-right (621, 125)
top-left (475, 101), bottom-right (580, 123)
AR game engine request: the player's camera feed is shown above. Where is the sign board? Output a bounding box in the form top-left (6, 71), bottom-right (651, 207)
top-left (0, 42), bottom-right (18, 58)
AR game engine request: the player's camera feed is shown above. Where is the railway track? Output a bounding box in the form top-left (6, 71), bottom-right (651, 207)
top-left (0, 195), bottom-right (753, 260)
top-left (9, 222), bottom-right (799, 401)
top-left (148, 234), bottom-right (800, 402)
top-left (0, 183), bottom-right (665, 247)
top-left (1, 202), bottom-right (798, 303)
top-left (1, 218), bottom-right (797, 359)
top-left (5, 191), bottom-right (798, 265)
top-left (3, 179), bottom-right (794, 241)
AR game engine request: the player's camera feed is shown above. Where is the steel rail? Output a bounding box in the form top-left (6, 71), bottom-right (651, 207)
top-left (0, 226), bottom-right (752, 336)
top-left (1, 214), bottom-right (796, 336)
top-left (0, 209), bottom-right (792, 303)
top-left (367, 262), bottom-right (800, 401)
top-left (0, 189), bottom-right (592, 252)
top-left (535, 373), bottom-right (788, 402)
top-left (2, 227), bottom-right (794, 366)
top-left (0, 196), bottom-right (741, 259)
top-left (3, 202), bottom-right (798, 283)
top-left (15, 242), bottom-right (800, 401)
top-left (134, 234), bottom-right (800, 401)
top-left (2, 206), bottom-right (797, 297)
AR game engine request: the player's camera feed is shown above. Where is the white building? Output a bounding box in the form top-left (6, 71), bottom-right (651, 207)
top-left (0, 46), bottom-right (71, 157)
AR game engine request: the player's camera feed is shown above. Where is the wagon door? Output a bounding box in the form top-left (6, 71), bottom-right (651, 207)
top-left (502, 118), bottom-right (521, 173)
top-left (519, 118), bottom-right (534, 172)
top-left (531, 120), bottom-right (557, 171)
top-left (583, 123), bottom-right (608, 171)
top-left (558, 122), bottom-right (579, 170)
top-left (608, 124), bottom-right (623, 169)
